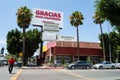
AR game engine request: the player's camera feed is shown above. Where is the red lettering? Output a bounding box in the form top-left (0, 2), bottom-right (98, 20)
top-left (58, 13), bottom-right (61, 18)
top-left (44, 11), bottom-right (48, 16)
top-left (35, 9), bottom-right (61, 21)
top-left (36, 10), bottom-right (40, 15)
top-left (49, 12), bottom-right (53, 17)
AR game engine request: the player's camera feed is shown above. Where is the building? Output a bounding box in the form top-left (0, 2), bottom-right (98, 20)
top-left (45, 41), bottom-right (103, 64)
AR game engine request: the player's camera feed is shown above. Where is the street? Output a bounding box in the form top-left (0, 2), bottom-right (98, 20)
top-left (18, 68), bottom-right (120, 80)
top-left (1, 66), bottom-right (120, 80)
top-left (0, 66), bottom-right (19, 80)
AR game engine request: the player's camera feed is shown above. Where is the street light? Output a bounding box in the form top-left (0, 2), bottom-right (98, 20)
top-left (33, 25), bottom-right (43, 65)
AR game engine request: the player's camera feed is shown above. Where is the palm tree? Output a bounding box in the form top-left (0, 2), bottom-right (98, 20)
top-left (69, 11), bottom-right (84, 60)
top-left (16, 6), bottom-right (33, 66)
top-left (93, 11), bottom-right (106, 61)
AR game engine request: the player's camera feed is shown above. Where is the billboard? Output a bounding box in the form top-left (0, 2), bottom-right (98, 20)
top-left (32, 8), bottom-right (63, 31)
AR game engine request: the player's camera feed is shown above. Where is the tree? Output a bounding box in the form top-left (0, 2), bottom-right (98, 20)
top-left (114, 46), bottom-right (120, 63)
top-left (6, 29), bottom-right (22, 56)
top-left (99, 33), bottom-right (109, 57)
top-left (6, 28), bottom-right (42, 61)
top-left (109, 32), bottom-right (120, 62)
top-left (93, 11), bottom-right (106, 61)
top-left (25, 29), bottom-right (42, 58)
top-left (95, 0), bottom-right (120, 26)
top-left (69, 11), bottom-right (84, 60)
top-left (1, 47), bottom-right (5, 54)
top-left (16, 6), bottom-right (33, 66)
top-left (99, 31), bottom-right (120, 62)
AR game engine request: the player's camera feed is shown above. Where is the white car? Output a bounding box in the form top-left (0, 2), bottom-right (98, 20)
top-left (93, 61), bottom-right (115, 69)
top-left (115, 63), bottom-right (120, 69)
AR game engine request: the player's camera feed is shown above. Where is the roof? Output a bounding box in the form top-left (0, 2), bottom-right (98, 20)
top-left (55, 41), bottom-right (101, 49)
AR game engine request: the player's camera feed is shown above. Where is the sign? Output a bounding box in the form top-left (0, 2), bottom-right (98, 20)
top-left (43, 46), bottom-right (47, 52)
top-left (42, 21), bottom-right (59, 32)
top-left (42, 32), bottom-right (57, 41)
top-left (19, 52), bottom-right (23, 57)
top-left (32, 8), bottom-right (63, 30)
top-left (57, 35), bottom-right (77, 42)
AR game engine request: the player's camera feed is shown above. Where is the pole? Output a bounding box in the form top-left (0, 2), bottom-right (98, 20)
top-left (33, 25), bottom-right (43, 65)
top-left (108, 23), bottom-right (112, 62)
top-left (49, 41), bottom-right (52, 61)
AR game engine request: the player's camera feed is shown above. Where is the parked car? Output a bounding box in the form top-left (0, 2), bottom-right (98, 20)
top-left (2, 60), bottom-right (8, 65)
top-left (115, 63), bottom-right (120, 69)
top-left (0, 60), bottom-right (4, 66)
top-left (67, 61), bottom-right (92, 69)
top-left (93, 61), bottom-right (116, 69)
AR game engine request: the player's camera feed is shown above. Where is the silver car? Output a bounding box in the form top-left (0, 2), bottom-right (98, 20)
top-left (93, 61), bottom-right (115, 69)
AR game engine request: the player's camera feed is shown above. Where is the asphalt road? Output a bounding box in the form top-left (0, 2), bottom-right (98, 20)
top-left (69, 69), bottom-right (120, 80)
top-left (0, 66), bottom-right (19, 80)
top-left (18, 68), bottom-right (120, 80)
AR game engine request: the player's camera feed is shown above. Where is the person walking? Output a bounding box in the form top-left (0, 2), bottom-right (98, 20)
top-left (8, 57), bottom-right (15, 74)
top-left (54, 60), bottom-right (57, 68)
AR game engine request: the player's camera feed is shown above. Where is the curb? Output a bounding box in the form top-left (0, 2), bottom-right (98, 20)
top-left (22, 67), bottom-right (64, 69)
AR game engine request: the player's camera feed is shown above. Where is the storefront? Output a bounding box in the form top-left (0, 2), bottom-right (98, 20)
top-left (45, 41), bottom-right (103, 64)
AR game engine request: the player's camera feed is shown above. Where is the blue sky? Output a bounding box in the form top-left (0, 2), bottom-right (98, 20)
top-left (0, 0), bottom-right (112, 54)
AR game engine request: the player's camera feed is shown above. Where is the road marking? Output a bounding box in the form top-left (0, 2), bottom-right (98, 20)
top-left (10, 69), bottom-right (22, 80)
top-left (67, 72), bottom-right (94, 80)
top-left (51, 69), bottom-right (95, 80)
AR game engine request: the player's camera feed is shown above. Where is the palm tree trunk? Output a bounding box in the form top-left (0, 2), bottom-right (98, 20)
top-left (76, 26), bottom-right (80, 60)
top-left (100, 23), bottom-right (106, 61)
top-left (22, 27), bottom-right (26, 66)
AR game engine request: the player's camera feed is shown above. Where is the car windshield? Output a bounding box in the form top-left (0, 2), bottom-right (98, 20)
top-left (100, 61), bottom-right (111, 64)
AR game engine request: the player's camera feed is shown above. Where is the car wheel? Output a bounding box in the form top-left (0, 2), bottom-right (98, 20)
top-left (111, 66), bottom-right (115, 69)
top-left (86, 66), bottom-right (90, 69)
top-left (71, 66), bottom-right (75, 69)
top-left (99, 66), bottom-right (103, 69)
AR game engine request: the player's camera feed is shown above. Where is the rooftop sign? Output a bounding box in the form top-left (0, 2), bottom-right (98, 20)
top-left (57, 35), bottom-right (77, 42)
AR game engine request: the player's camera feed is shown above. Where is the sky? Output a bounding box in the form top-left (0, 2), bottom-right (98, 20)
top-left (0, 0), bottom-right (112, 54)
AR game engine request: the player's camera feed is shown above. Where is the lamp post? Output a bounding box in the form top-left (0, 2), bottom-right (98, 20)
top-left (33, 25), bottom-right (43, 65)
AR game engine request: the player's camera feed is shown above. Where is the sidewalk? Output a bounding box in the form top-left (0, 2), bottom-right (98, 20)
top-left (11, 66), bottom-right (64, 80)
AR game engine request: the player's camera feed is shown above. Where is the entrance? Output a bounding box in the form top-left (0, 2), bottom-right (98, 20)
top-left (79, 56), bottom-right (87, 61)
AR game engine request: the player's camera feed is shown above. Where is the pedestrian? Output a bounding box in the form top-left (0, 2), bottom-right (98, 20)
top-left (8, 57), bottom-right (15, 74)
top-left (54, 60), bottom-right (57, 68)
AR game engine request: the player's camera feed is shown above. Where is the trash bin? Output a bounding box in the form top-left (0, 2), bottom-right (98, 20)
top-left (18, 62), bottom-right (22, 67)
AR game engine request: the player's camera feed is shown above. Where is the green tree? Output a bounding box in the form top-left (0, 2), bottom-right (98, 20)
top-left (25, 29), bottom-right (42, 58)
top-left (113, 26), bottom-right (120, 33)
top-left (95, 0), bottom-right (120, 26)
top-left (6, 29), bottom-right (41, 65)
top-left (16, 6), bottom-right (33, 66)
top-left (6, 29), bottom-right (22, 56)
top-left (99, 31), bottom-right (120, 62)
top-left (93, 11), bottom-right (106, 61)
top-left (109, 32), bottom-right (120, 62)
top-left (69, 11), bottom-right (84, 60)
top-left (114, 46), bottom-right (120, 63)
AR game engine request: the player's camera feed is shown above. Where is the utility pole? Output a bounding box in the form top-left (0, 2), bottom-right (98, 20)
top-left (108, 23), bottom-right (112, 62)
